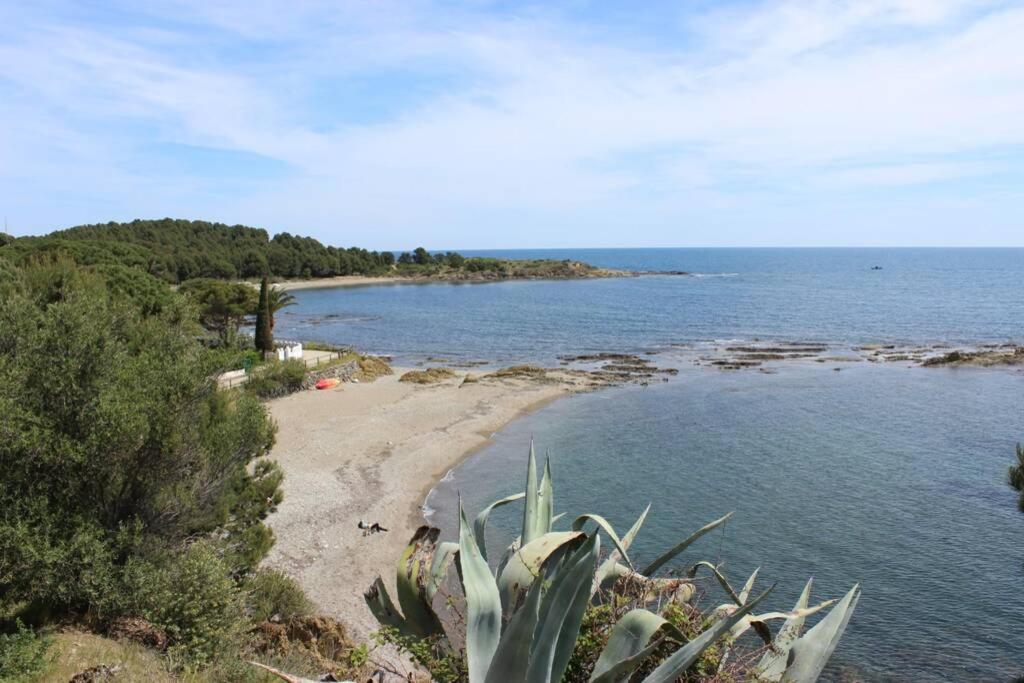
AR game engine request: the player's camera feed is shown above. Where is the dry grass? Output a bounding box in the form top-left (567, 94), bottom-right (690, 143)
top-left (42, 632), bottom-right (175, 683)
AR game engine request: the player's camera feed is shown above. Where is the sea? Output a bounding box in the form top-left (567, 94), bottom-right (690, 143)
top-left (275, 248), bottom-right (1024, 682)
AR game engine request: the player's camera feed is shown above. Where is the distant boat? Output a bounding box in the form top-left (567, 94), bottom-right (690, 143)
top-left (871, 266), bottom-right (883, 270)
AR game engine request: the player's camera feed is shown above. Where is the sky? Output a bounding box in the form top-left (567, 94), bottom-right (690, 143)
top-left (1, 0), bottom-right (1023, 248)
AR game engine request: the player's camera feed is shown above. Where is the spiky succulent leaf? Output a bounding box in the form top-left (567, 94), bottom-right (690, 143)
top-left (484, 574), bottom-right (544, 683)
top-left (474, 491), bottom-right (525, 561)
top-left (589, 639), bottom-right (665, 683)
top-left (539, 457), bottom-right (554, 531)
top-left (522, 442), bottom-right (548, 544)
top-left (739, 567), bottom-right (760, 604)
top-left (458, 502), bottom-right (503, 683)
top-left (640, 585), bottom-right (774, 683)
top-left (757, 579), bottom-right (813, 679)
top-left (571, 513), bottom-right (635, 570)
top-left (731, 599), bottom-right (837, 643)
top-left (526, 533), bottom-right (601, 683)
top-left (497, 531), bottom-right (585, 611)
top-left (427, 541), bottom-right (460, 601)
top-left (779, 584), bottom-right (860, 683)
top-left (590, 609), bottom-right (684, 682)
top-left (641, 512), bottom-right (733, 577)
top-left (395, 526), bottom-right (445, 637)
top-left (595, 504), bottom-right (650, 589)
top-left (689, 560), bottom-right (742, 605)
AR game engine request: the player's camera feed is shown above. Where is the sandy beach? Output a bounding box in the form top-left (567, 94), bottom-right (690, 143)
top-left (262, 368), bottom-right (590, 642)
top-left (273, 275), bottom-right (406, 290)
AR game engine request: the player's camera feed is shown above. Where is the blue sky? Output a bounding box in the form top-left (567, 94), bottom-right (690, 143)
top-left (1, 0), bottom-right (1023, 248)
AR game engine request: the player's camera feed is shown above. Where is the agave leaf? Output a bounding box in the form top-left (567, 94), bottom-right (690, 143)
top-left (539, 457), bottom-right (554, 532)
top-left (497, 531), bottom-right (585, 612)
top-left (484, 574), bottom-right (544, 683)
top-left (571, 513), bottom-right (634, 570)
top-left (780, 584), bottom-right (860, 683)
top-left (526, 533), bottom-right (601, 683)
top-left (590, 609), bottom-right (685, 683)
top-left (473, 492), bottom-right (525, 561)
top-left (364, 576), bottom-right (413, 637)
top-left (731, 599), bottom-right (837, 643)
top-left (589, 638), bottom-right (665, 683)
top-left (595, 504), bottom-right (650, 589)
top-left (757, 579), bottom-right (813, 680)
top-left (739, 567), bottom-right (760, 604)
top-left (522, 442), bottom-right (549, 545)
top-left (640, 512), bottom-right (733, 577)
top-left (689, 560), bottom-right (741, 605)
top-left (427, 541), bottom-right (460, 601)
top-left (640, 585), bottom-right (775, 683)
top-left (458, 501), bottom-right (503, 683)
top-left (395, 526), bottom-right (445, 637)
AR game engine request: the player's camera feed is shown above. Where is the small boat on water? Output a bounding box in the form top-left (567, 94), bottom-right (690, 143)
top-left (315, 378), bottom-right (340, 390)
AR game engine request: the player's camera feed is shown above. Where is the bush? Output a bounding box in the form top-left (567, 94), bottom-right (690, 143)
top-left (128, 543), bottom-right (246, 670)
top-left (0, 261), bottom-right (279, 619)
top-left (246, 569), bottom-right (313, 623)
top-left (246, 359), bottom-right (308, 398)
top-left (0, 621), bottom-right (52, 682)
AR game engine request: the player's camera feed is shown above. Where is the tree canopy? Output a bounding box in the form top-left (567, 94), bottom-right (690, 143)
top-left (0, 218), bottom-right (395, 283)
top-left (0, 261), bottom-right (280, 618)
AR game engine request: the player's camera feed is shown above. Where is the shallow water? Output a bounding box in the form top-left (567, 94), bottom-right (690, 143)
top-left (277, 248), bottom-right (1024, 681)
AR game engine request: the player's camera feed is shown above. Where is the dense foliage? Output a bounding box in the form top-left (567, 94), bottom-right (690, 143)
top-left (0, 621), bottom-right (52, 682)
top-left (0, 260), bottom-right (284, 668)
top-left (0, 218), bottom-right (395, 282)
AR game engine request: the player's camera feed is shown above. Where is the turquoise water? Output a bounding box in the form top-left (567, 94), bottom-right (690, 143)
top-left (277, 249), bottom-right (1024, 681)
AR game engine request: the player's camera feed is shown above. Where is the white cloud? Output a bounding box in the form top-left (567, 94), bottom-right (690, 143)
top-left (0, 0), bottom-right (1022, 245)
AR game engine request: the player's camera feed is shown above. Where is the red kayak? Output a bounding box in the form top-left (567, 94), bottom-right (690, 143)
top-left (315, 378), bottom-right (340, 390)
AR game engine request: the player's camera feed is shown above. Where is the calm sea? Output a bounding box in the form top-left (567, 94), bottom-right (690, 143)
top-left (276, 249), bottom-right (1024, 681)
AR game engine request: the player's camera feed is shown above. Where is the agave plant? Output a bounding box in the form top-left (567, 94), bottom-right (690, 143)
top-left (358, 443), bottom-right (860, 683)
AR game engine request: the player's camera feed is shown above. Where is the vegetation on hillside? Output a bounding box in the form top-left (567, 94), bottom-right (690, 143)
top-left (0, 259), bottom-right (366, 680)
top-left (0, 218), bottom-right (395, 282)
top-left (0, 219), bottom-right (613, 290)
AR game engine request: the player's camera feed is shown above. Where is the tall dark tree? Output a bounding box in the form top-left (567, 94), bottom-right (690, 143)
top-left (255, 276), bottom-right (273, 356)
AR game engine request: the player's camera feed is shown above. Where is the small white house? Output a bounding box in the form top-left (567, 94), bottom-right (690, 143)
top-left (277, 341), bottom-right (303, 361)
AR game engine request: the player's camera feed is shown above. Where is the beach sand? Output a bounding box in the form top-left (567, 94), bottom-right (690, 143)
top-left (274, 275), bottom-right (403, 290)
top-left (262, 368), bottom-right (586, 642)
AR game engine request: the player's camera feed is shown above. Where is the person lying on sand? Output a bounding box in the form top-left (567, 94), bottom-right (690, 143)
top-left (357, 520), bottom-right (389, 536)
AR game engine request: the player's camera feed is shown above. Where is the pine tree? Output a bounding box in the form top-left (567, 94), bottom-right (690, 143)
top-left (255, 275), bottom-right (274, 357)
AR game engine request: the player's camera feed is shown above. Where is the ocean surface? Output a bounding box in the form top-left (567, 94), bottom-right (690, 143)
top-left (276, 249), bottom-right (1024, 681)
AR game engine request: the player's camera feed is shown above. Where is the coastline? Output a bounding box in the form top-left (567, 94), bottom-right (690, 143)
top-left (273, 269), bottom-right (633, 291)
top-left (262, 367), bottom-right (594, 642)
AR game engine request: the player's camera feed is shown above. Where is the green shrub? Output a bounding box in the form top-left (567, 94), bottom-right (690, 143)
top-left (0, 261), bottom-right (279, 620)
top-left (129, 543), bottom-right (246, 670)
top-left (245, 569), bottom-right (313, 623)
top-left (0, 621), bottom-right (52, 682)
top-left (246, 359), bottom-right (308, 399)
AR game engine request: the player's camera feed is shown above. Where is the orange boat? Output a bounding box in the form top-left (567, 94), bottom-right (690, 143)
top-left (315, 378), bottom-right (340, 390)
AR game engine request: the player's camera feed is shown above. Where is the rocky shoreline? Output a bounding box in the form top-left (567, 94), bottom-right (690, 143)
top-left (675, 340), bottom-right (1024, 371)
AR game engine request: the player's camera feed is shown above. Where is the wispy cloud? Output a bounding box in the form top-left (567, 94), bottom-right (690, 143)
top-left (1, 0), bottom-right (1022, 246)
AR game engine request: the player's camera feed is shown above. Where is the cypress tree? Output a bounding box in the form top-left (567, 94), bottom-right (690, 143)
top-left (255, 275), bottom-right (273, 356)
